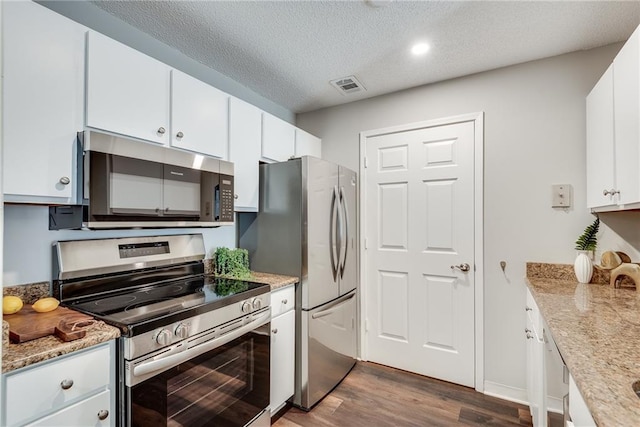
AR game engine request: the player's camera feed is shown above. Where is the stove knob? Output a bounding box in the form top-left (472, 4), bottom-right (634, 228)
top-left (252, 298), bottom-right (262, 310)
top-left (155, 329), bottom-right (172, 346)
top-left (241, 301), bottom-right (252, 314)
top-left (175, 323), bottom-right (190, 339)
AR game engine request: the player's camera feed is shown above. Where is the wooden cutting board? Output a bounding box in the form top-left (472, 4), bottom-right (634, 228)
top-left (5, 305), bottom-right (94, 343)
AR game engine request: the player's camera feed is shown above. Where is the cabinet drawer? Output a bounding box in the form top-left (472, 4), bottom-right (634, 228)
top-left (25, 390), bottom-right (112, 427)
top-left (5, 344), bottom-right (110, 426)
top-left (271, 286), bottom-right (295, 318)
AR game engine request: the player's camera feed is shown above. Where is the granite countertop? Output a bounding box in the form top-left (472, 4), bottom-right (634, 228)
top-left (526, 273), bottom-right (640, 426)
top-left (248, 271), bottom-right (298, 290)
top-left (2, 319), bottom-right (120, 374)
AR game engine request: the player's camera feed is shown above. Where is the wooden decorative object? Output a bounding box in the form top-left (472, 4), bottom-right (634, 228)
top-left (609, 263), bottom-right (640, 289)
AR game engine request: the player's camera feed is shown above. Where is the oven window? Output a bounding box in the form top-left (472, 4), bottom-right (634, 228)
top-left (129, 325), bottom-right (270, 427)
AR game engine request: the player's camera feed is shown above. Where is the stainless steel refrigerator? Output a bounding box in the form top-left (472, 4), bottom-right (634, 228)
top-left (239, 156), bottom-right (357, 410)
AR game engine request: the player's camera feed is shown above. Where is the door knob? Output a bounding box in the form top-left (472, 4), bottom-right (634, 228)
top-left (450, 263), bottom-right (471, 272)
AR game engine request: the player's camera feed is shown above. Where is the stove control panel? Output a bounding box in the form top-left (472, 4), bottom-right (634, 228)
top-left (239, 295), bottom-right (268, 315)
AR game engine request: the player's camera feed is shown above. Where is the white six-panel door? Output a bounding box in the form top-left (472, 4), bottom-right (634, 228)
top-left (363, 120), bottom-right (477, 387)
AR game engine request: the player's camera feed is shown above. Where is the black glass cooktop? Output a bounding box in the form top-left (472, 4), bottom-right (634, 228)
top-left (67, 276), bottom-right (269, 333)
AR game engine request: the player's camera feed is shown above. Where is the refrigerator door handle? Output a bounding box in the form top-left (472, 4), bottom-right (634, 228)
top-left (339, 186), bottom-right (349, 278)
top-left (329, 186), bottom-right (338, 281)
top-left (311, 291), bottom-right (356, 319)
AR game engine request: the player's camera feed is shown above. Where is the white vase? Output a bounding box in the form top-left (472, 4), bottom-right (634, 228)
top-left (574, 251), bottom-right (593, 284)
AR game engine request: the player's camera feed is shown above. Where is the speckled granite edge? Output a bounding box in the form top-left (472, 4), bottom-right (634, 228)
top-left (2, 321), bottom-right (120, 373)
top-left (526, 272), bottom-right (640, 426)
top-left (526, 262), bottom-right (613, 284)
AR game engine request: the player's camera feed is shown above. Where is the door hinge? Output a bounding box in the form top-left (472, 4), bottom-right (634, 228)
top-left (364, 238), bottom-right (368, 250)
top-left (364, 157), bottom-right (368, 168)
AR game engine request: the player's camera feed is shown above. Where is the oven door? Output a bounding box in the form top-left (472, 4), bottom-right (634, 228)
top-left (125, 316), bottom-right (270, 427)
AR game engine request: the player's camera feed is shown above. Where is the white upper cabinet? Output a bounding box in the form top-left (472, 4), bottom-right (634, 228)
top-left (170, 70), bottom-right (229, 159)
top-left (586, 24), bottom-right (640, 211)
top-left (229, 98), bottom-right (262, 211)
top-left (613, 25), bottom-right (640, 206)
top-left (586, 65), bottom-right (616, 209)
top-left (295, 128), bottom-right (322, 158)
top-left (86, 31), bottom-right (171, 145)
top-left (2, 1), bottom-right (86, 204)
top-left (261, 113), bottom-right (295, 162)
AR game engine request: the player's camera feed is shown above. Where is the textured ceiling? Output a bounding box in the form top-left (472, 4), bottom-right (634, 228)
top-left (90, 1), bottom-right (640, 114)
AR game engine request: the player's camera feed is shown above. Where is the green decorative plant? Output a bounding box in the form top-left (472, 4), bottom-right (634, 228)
top-left (212, 247), bottom-right (252, 279)
top-left (574, 216), bottom-right (600, 251)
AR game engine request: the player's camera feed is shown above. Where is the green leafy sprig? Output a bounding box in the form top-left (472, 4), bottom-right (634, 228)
top-left (213, 247), bottom-right (252, 279)
top-left (574, 216), bottom-right (600, 251)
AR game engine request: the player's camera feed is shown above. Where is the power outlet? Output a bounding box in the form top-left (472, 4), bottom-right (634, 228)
top-left (552, 184), bottom-right (572, 208)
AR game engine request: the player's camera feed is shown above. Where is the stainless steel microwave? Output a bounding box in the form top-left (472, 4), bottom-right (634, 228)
top-left (49, 131), bottom-right (234, 229)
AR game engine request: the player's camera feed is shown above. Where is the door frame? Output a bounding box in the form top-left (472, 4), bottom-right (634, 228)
top-left (358, 112), bottom-right (484, 392)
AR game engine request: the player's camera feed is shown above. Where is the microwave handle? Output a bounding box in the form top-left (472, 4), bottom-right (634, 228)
top-left (133, 310), bottom-right (270, 378)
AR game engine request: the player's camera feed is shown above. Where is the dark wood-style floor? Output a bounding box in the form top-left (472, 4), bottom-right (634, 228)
top-left (274, 362), bottom-right (563, 427)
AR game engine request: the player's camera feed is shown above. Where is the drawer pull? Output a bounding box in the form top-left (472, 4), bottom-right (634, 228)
top-left (525, 306), bottom-right (532, 312)
top-left (272, 328), bottom-right (278, 334)
top-left (60, 379), bottom-right (74, 390)
top-left (97, 410), bottom-right (109, 421)
top-left (282, 299), bottom-right (288, 304)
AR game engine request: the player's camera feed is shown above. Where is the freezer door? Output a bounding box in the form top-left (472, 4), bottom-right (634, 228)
top-left (338, 166), bottom-right (357, 295)
top-left (298, 291), bottom-right (357, 410)
top-left (302, 157), bottom-right (340, 309)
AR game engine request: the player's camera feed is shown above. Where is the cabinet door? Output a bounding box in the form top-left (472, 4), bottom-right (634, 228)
top-left (525, 289), bottom-right (547, 427)
top-left (270, 309), bottom-right (295, 412)
top-left (613, 26), bottom-right (640, 205)
top-left (25, 390), bottom-right (112, 427)
top-left (86, 31), bottom-right (170, 145)
top-left (2, 1), bottom-right (85, 204)
top-left (262, 113), bottom-right (295, 162)
top-left (171, 70), bottom-right (229, 158)
top-left (4, 344), bottom-right (111, 426)
top-left (586, 65), bottom-right (616, 209)
top-left (295, 128), bottom-right (322, 158)
top-left (229, 98), bottom-right (262, 211)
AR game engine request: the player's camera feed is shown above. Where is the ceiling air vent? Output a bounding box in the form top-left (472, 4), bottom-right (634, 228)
top-left (330, 75), bottom-right (366, 95)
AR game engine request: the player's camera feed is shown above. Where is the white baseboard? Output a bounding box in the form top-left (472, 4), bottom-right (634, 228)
top-left (483, 381), bottom-right (529, 406)
top-left (483, 381), bottom-right (565, 415)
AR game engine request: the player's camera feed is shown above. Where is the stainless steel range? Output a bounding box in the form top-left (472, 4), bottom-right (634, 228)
top-left (52, 234), bottom-right (271, 427)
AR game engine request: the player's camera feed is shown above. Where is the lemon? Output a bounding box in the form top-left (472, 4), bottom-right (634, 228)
top-left (32, 297), bottom-right (60, 313)
top-left (3, 295), bottom-right (24, 314)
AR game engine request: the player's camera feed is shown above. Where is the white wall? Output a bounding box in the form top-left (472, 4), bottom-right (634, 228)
top-left (296, 44), bottom-right (633, 396)
top-left (2, 205), bottom-right (235, 286)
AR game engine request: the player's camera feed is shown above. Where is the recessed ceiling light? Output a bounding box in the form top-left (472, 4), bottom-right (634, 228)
top-left (411, 43), bottom-right (430, 56)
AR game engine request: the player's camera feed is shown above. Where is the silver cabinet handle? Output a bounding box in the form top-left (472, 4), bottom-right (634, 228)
top-left (157, 127), bottom-right (166, 135)
top-left (525, 328), bottom-right (531, 333)
top-left (234, 194), bottom-right (239, 200)
top-left (272, 328), bottom-right (278, 334)
top-left (60, 379), bottom-right (74, 390)
top-left (176, 131), bottom-right (184, 138)
top-left (603, 189), bottom-right (620, 196)
top-left (526, 333), bottom-right (534, 340)
top-left (282, 299), bottom-right (288, 304)
top-left (59, 176), bottom-right (70, 185)
top-left (450, 263), bottom-right (470, 272)
top-left (97, 410), bottom-right (109, 421)
top-left (525, 307), bottom-right (532, 312)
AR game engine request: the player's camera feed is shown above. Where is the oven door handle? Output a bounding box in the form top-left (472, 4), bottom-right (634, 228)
top-left (133, 310), bottom-right (271, 378)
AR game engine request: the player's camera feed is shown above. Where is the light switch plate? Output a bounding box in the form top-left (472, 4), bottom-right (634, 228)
top-left (552, 184), bottom-right (572, 208)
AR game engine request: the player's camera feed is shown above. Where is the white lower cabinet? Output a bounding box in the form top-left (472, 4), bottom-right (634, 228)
top-left (569, 375), bottom-right (596, 427)
top-left (2, 342), bottom-right (115, 427)
top-left (525, 289), bottom-right (547, 427)
top-left (270, 286), bottom-right (296, 413)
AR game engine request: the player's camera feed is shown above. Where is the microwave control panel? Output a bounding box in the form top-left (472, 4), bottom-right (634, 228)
top-left (218, 175), bottom-right (234, 222)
